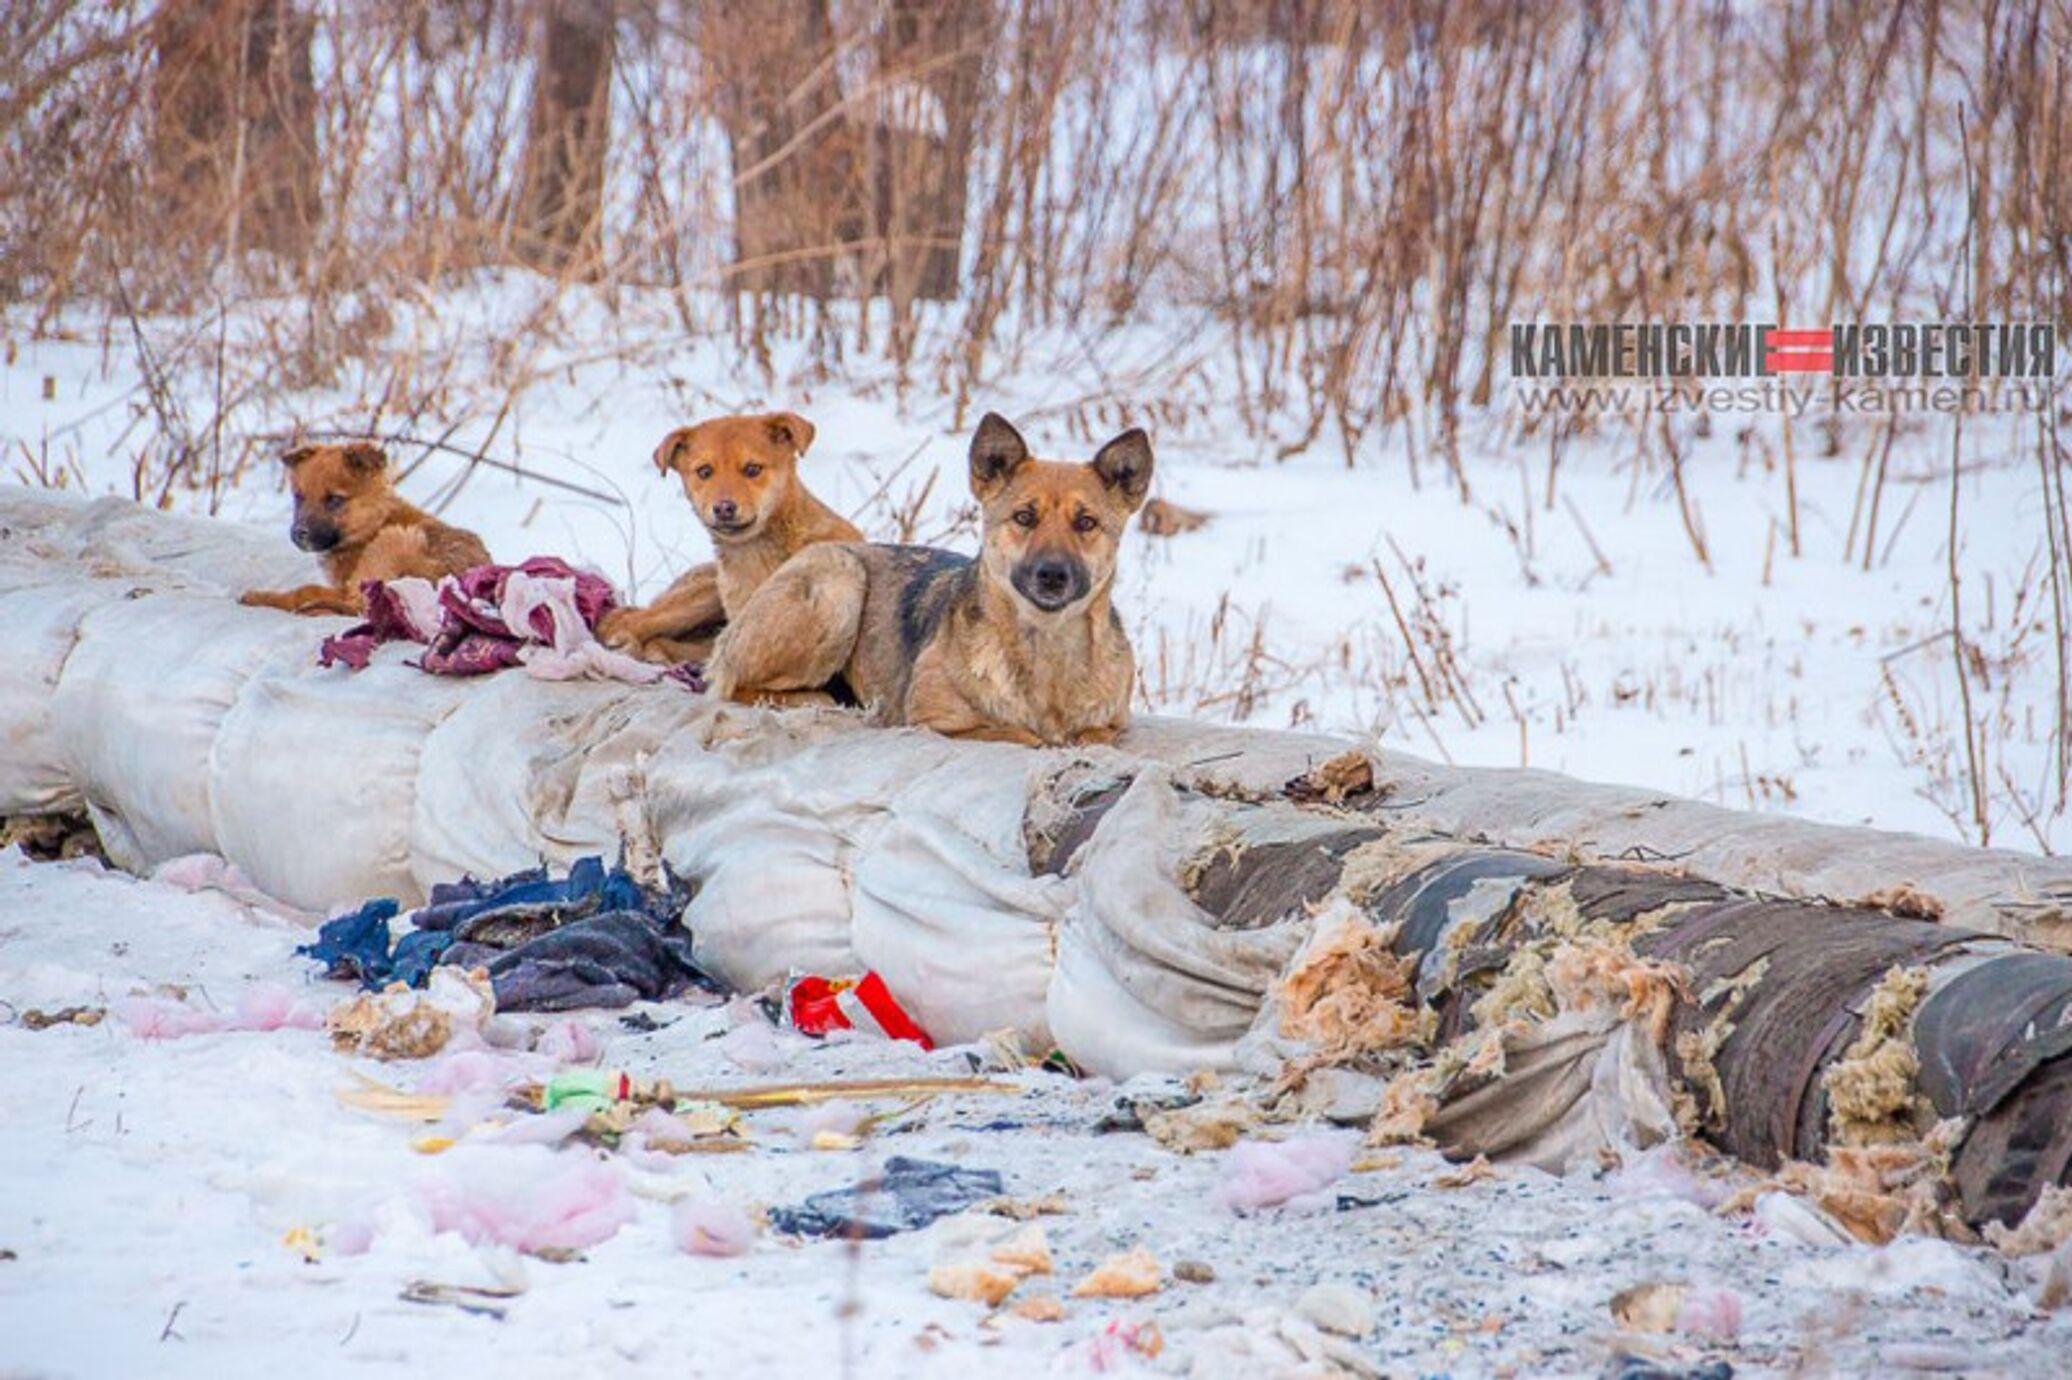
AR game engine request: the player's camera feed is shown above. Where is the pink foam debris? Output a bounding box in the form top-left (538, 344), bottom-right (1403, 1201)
top-left (230, 982), bottom-right (322, 1032)
top-left (1604, 1143), bottom-right (1730, 1210)
top-left (113, 996), bottom-right (225, 1040)
top-left (115, 984), bottom-right (322, 1039)
top-left (1676, 1286), bottom-right (1743, 1340)
top-left (149, 854), bottom-right (230, 891)
top-left (537, 1019), bottom-right (600, 1065)
top-left (1212, 1132), bottom-right (1359, 1214)
top-left (672, 1196), bottom-right (757, 1258)
top-left (417, 1049), bottom-right (517, 1096)
top-left (420, 1151), bottom-right (634, 1253)
top-left (719, 1019), bottom-right (788, 1074)
top-left (483, 1109), bottom-right (590, 1147)
top-left (328, 1219), bottom-right (376, 1257)
top-left (787, 1101), bottom-right (864, 1142)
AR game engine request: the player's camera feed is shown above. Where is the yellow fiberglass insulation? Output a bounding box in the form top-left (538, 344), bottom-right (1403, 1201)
top-left (1822, 965), bottom-right (1935, 1147)
top-left (1275, 913), bottom-right (1432, 1062)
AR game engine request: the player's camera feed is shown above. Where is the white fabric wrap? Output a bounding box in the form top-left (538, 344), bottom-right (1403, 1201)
top-left (6, 491), bottom-right (2072, 1075)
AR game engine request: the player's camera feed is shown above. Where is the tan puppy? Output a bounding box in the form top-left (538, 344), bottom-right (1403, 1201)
top-left (709, 413), bottom-right (1151, 746)
top-left (239, 442), bottom-right (490, 616)
top-left (599, 411), bottom-right (861, 664)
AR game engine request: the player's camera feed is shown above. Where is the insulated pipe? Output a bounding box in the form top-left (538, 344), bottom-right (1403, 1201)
top-left (1038, 778), bottom-right (2072, 1232)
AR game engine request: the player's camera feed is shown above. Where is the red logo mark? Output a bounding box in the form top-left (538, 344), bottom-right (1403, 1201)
top-left (1767, 328), bottom-right (1833, 374)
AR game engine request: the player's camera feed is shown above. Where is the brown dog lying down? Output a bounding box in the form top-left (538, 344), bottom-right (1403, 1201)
top-left (709, 413), bottom-right (1152, 746)
top-left (239, 443), bottom-right (491, 616)
top-left (599, 412), bottom-right (862, 665)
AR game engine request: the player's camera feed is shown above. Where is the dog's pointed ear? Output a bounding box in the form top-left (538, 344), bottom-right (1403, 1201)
top-left (764, 411), bottom-right (815, 456)
top-left (342, 442), bottom-right (388, 474)
top-left (969, 412), bottom-right (1031, 498)
top-left (1089, 428), bottom-right (1154, 510)
top-left (281, 444), bottom-right (317, 469)
top-left (653, 426), bottom-right (696, 476)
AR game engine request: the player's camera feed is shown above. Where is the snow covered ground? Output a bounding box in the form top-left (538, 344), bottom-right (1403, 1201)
top-left (3, 847), bottom-right (2068, 1379)
top-left (3, 285), bottom-right (2066, 852)
top-left (3, 286), bottom-right (2071, 1375)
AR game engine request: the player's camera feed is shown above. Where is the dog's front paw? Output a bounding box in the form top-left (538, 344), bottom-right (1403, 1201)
top-left (595, 607), bottom-right (643, 651)
top-left (239, 590), bottom-right (280, 609)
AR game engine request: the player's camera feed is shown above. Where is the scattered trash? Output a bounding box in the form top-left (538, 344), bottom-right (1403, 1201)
top-left (1072, 1246), bottom-right (1164, 1299)
top-left (1611, 1282), bottom-right (1685, 1332)
top-left (930, 1262), bottom-right (1022, 1307)
top-left (1603, 1355), bottom-right (1733, 1380)
top-left (150, 853), bottom-right (303, 917)
top-left (1604, 1142), bottom-right (1734, 1210)
top-left (1782, 1235), bottom-right (2010, 1303)
top-left (1173, 1260), bottom-right (1216, 1284)
top-left (769, 1157), bottom-right (1005, 1239)
top-left (1986, 1184), bottom-right (2072, 1256)
top-left (534, 1019), bottom-right (600, 1064)
top-left (672, 1196), bottom-right (758, 1257)
top-left (1747, 1190), bottom-right (1855, 1248)
top-left (0, 811), bottom-right (104, 863)
top-left (399, 1280), bottom-right (525, 1320)
top-left (1212, 1132), bottom-right (1359, 1214)
top-left (336, 1071), bottom-right (454, 1122)
top-left (976, 1193), bottom-right (1069, 1220)
top-left (1611, 1282), bottom-right (1742, 1341)
top-left (1674, 1288), bottom-right (1744, 1342)
top-left (2040, 1239), bottom-right (2072, 1311)
top-left (1009, 1295), bottom-right (1065, 1323)
top-left (301, 857), bottom-right (709, 1013)
top-left (989, 1224), bottom-right (1053, 1276)
top-left (326, 968), bottom-right (494, 1061)
top-left (19, 1005), bottom-right (103, 1030)
top-left (280, 1226), bottom-right (323, 1263)
top-left (1295, 1281), bottom-right (1375, 1338)
top-left (1432, 1155), bottom-right (1498, 1189)
top-left (1284, 749), bottom-right (1376, 805)
top-left (718, 1018), bottom-right (789, 1073)
top-left (418, 1148), bottom-right (635, 1255)
top-left (786, 972), bottom-right (933, 1049)
top-left (1141, 1097), bottom-right (1258, 1153)
top-left (114, 983), bottom-right (323, 1040)
top-left (1080, 1318), bottom-right (1164, 1369)
top-left (1095, 1091), bottom-right (1187, 1136)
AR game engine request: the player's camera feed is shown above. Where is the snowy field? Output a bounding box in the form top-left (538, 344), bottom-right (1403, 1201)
top-left (4, 848), bottom-right (2069, 1379)
top-left (2, 287), bottom-right (2070, 1377)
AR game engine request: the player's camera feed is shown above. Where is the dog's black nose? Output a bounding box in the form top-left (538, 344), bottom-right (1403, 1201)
top-left (291, 522), bottom-right (339, 553)
top-left (711, 499), bottom-right (738, 524)
top-left (1013, 555), bottom-right (1089, 610)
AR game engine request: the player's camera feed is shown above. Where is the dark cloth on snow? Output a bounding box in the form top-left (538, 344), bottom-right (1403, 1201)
top-left (768, 1157), bottom-right (1007, 1240)
top-left (299, 855), bottom-right (711, 1011)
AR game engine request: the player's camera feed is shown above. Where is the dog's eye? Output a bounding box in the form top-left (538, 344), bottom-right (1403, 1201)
top-left (1072, 513), bottom-right (1099, 534)
top-left (323, 494), bottom-right (346, 512)
top-left (1012, 508), bottom-right (1038, 528)
top-left (695, 465), bottom-right (714, 480)
top-left (741, 463), bottom-right (764, 478)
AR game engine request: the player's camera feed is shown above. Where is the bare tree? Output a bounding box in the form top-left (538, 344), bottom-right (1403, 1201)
top-left (151, 0), bottom-right (317, 266)
top-left (513, 0), bottom-right (615, 275)
top-left (702, 0), bottom-right (859, 299)
top-left (870, 0), bottom-right (991, 304)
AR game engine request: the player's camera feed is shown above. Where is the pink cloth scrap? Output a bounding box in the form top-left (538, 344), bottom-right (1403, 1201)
top-left (318, 558), bottom-right (701, 688)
